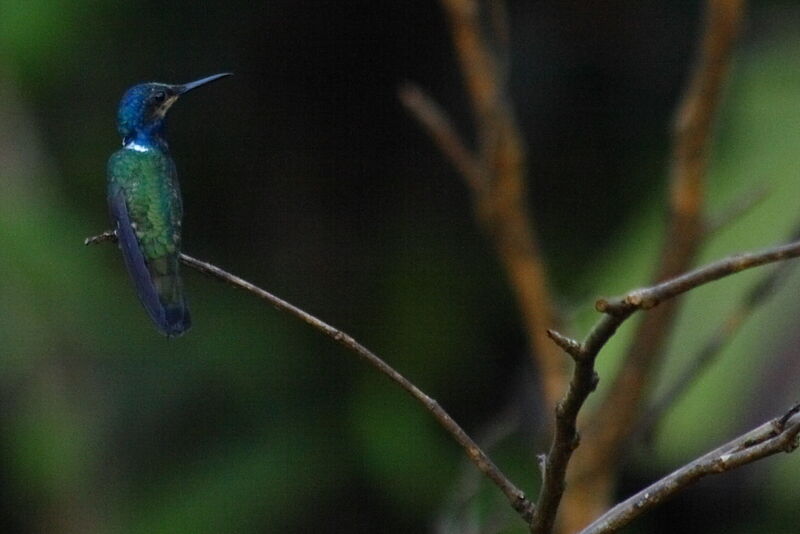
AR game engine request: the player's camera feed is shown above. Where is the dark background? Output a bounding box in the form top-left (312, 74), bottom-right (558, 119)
top-left (1, 1), bottom-right (799, 532)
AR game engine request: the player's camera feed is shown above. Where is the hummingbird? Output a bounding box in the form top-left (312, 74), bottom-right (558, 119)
top-left (107, 72), bottom-right (232, 337)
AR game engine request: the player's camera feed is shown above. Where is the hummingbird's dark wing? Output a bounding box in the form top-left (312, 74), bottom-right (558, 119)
top-left (108, 184), bottom-right (173, 333)
top-left (107, 149), bottom-right (191, 337)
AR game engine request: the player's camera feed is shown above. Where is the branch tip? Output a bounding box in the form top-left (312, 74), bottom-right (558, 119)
top-left (85, 230), bottom-right (117, 246)
top-left (398, 80), bottom-right (483, 191)
top-left (778, 402), bottom-right (800, 429)
top-left (546, 329), bottom-right (583, 359)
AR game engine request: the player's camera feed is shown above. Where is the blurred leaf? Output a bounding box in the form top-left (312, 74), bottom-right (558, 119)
top-left (349, 378), bottom-right (456, 514)
top-left (122, 426), bottom-right (342, 534)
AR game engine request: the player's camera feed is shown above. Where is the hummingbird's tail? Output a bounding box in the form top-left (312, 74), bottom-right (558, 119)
top-left (118, 249), bottom-right (192, 337)
top-left (146, 265), bottom-right (192, 338)
top-left (160, 291), bottom-right (192, 338)
top-left (126, 258), bottom-right (192, 337)
top-left (164, 307), bottom-right (191, 337)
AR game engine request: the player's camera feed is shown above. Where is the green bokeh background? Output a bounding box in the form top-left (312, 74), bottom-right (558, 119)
top-left (0, 1), bottom-right (798, 532)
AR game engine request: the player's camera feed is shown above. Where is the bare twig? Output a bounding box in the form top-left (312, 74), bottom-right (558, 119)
top-left (85, 231), bottom-right (535, 522)
top-left (398, 83), bottom-right (484, 190)
top-left (406, 0), bottom-right (566, 410)
top-left (531, 314), bottom-right (628, 534)
top-left (439, 0), bottom-right (505, 147)
top-left (84, 230), bottom-right (117, 245)
top-left (595, 239), bottom-right (800, 316)
top-left (545, 330), bottom-right (582, 361)
top-left (582, 3), bottom-right (747, 504)
top-left (532, 235), bottom-right (800, 534)
top-left (579, 404), bottom-right (800, 534)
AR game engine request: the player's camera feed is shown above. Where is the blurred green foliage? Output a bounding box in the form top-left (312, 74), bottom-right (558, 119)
top-left (0, 1), bottom-right (799, 533)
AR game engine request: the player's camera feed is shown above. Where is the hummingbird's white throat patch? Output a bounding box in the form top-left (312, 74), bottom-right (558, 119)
top-left (124, 141), bottom-right (151, 152)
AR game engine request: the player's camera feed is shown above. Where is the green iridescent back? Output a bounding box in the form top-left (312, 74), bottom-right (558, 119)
top-left (107, 145), bottom-right (188, 332)
top-left (107, 147), bottom-right (183, 261)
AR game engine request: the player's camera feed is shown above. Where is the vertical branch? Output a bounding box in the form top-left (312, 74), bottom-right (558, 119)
top-left (560, 1), bottom-right (746, 531)
top-left (591, 0), bottom-right (745, 461)
top-left (437, 0), bottom-right (566, 409)
top-left (530, 319), bottom-right (626, 534)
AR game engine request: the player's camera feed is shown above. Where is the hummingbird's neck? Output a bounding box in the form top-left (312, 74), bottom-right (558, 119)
top-left (123, 127), bottom-right (169, 152)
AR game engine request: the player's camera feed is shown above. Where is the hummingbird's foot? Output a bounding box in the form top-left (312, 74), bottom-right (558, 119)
top-left (84, 230), bottom-right (118, 246)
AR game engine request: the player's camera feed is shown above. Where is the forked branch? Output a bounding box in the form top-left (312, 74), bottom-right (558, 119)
top-left (403, 0), bottom-right (566, 409)
top-left (532, 236), bottom-right (800, 534)
top-left (555, 4), bottom-right (748, 530)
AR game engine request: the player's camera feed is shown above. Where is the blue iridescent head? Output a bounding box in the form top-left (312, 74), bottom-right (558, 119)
top-left (116, 72), bottom-right (232, 148)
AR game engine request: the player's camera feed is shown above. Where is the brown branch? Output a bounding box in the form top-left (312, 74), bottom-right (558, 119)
top-left (545, 329), bottom-right (582, 361)
top-left (487, 0), bottom-right (511, 84)
top-left (85, 231), bottom-right (535, 522)
top-left (595, 239), bottom-right (800, 316)
top-left (578, 404), bottom-right (800, 534)
top-left (398, 83), bottom-right (484, 190)
top-left (418, 0), bottom-right (566, 410)
top-left (439, 0), bottom-right (503, 144)
top-left (531, 314), bottom-right (629, 534)
top-left (578, 4), bottom-right (747, 511)
top-left (531, 235), bottom-right (800, 534)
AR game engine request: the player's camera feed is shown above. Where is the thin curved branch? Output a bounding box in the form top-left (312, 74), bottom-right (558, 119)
top-left (595, 239), bottom-right (800, 315)
top-left (85, 231), bottom-right (535, 522)
top-left (579, 404), bottom-right (800, 534)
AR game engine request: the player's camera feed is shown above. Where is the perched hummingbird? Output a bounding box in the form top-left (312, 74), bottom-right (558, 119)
top-left (107, 73), bottom-right (232, 336)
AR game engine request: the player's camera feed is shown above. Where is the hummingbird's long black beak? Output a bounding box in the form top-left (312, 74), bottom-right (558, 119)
top-left (177, 72), bottom-right (233, 95)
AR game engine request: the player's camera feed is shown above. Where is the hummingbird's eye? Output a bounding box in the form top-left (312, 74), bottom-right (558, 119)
top-left (152, 91), bottom-right (166, 103)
